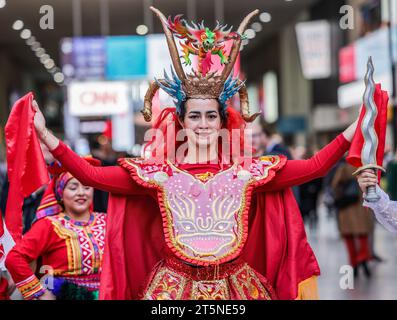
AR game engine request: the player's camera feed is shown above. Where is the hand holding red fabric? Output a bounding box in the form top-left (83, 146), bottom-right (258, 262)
top-left (346, 84), bottom-right (389, 179)
top-left (5, 92), bottom-right (49, 240)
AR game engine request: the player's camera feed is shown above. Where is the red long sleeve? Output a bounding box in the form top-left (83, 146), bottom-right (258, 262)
top-left (50, 134), bottom-right (349, 194)
top-left (5, 219), bottom-right (54, 299)
top-left (258, 134), bottom-right (350, 192)
top-left (6, 219), bottom-right (53, 281)
top-left (51, 141), bottom-right (147, 195)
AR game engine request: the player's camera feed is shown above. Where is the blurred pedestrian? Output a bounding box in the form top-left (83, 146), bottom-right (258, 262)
top-left (251, 120), bottom-right (300, 206)
top-left (250, 122), bottom-right (266, 157)
top-left (250, 119), bottom-right (292, 158)
top-left (322, 158), bottom-right (344, 218)
top-left (89, 136), bottom-right (120, 213)
top-left (386, 151), bottom-right (397, 201)
top-left (332, 162), bottom-right (373, 278)
top-left (298, 148), bottom-right (323, 228)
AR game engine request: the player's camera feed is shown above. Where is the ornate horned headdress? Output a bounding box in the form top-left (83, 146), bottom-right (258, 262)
top-left (142, 6), bottom-right (260, 123)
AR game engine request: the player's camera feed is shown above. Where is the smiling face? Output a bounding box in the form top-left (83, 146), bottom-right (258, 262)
top-left (62, 178), bottom-right (93, 216)
top-left (182, 99), bottom-right (222, 148)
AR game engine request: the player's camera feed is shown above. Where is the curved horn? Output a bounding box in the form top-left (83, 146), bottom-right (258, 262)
top-left (150, 6), bottom-right (186, 80)
top-left (238, 83), bottom-right (261, 122)
top-left (142, 80), bottom-right (161, 122)
top-left (221, 9), bottom-right (259, 81)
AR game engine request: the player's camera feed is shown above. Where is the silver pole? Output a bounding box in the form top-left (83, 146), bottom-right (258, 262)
top-left (215, 0), bottom-right (224, 24)
top-left (100, 0), bottom-right (110, 36)
top-left (144, 0), bottom-right (154, 33)
top-left (187, 0), bottom-right (196, 22)
top-left (72, 0), bottom-right (82, 37)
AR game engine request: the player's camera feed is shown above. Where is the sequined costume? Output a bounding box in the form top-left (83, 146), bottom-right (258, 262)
top-left (48, 134), bottom-right (350, 300)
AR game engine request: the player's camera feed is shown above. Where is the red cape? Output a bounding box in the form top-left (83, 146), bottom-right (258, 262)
top-left (99, 187), bottom-right (320, 300)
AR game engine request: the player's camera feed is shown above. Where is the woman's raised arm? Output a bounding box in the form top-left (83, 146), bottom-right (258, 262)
top-left (33, 101), bottom-right (145, 195)
top-left (257, 119), bottom-right (357, 192)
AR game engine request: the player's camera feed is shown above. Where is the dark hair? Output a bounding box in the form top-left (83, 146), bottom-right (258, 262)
top-left (178, 99), bottom-right (228, 124)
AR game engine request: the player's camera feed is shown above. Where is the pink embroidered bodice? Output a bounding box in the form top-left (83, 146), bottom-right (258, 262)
top-left (120, 156), bottom-right (284, 266)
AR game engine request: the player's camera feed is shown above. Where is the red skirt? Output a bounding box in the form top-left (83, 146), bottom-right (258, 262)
top-left (140, 256), bottom-right (277, 300)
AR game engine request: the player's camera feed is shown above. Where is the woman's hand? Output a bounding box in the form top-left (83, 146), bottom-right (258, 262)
top-left (38, 290), bottom-right (56, 300)
top-left (342, 105), bottom-right (364, 142)
top-left (32, 99), bottom-right (60, 151)
top-left (32, 100), bottom-right (47, 140)
top-left (357, 169), bottom-right (378, 193)
top-left (342, 119), bottom-right (359, 142)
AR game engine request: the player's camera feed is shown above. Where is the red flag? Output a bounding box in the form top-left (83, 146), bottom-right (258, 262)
top-left (347, 84), bottom-right (389, 177)
top-left (4, 92), bottom-right (50, 241)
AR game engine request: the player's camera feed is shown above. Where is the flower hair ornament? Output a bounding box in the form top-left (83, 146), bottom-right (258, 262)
top-left (142, 6), bottom-right (261, 123)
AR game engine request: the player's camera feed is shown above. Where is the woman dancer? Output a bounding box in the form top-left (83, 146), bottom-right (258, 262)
top-left (6, 160), bottom-right (106, 300)
top-left (30, 7), bottom-right (359, 300)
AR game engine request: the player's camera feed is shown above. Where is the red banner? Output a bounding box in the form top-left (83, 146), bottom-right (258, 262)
top-left (5, 92), bottom-right (49, 240)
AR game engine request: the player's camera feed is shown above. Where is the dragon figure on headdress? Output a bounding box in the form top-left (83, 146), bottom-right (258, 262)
top-left (167, 15), bottom-right (243, 76)
top-left (142, 7), bottom-right (260, 123)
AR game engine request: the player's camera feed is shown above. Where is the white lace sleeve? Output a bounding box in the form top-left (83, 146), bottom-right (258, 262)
top-left (363, 186), bottom-right (397, 233)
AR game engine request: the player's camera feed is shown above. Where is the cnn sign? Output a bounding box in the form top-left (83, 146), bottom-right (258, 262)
top-left (68, 81), bottom-right (129, 116)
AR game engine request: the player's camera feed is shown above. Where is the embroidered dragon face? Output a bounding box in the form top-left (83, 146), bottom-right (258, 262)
top-left (172, 192), bottom-right (241, 257)
top-left (121, 155), bottom-right (281, 266)
top-left (164, 169), bottom-right (246, 261)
